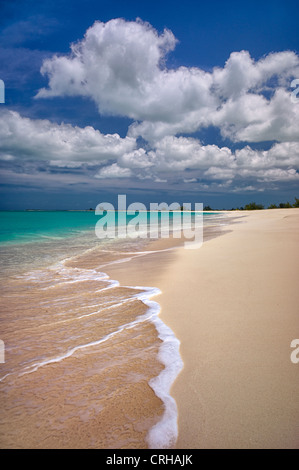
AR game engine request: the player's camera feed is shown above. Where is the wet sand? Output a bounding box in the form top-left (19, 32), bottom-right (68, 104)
top-left (1, 210), bottom-right (298, 449)
top-left (105, 209), bottom-right (299, 449)
top-left (0, 215), bottom-right (226, 449)
top-left (0, 240), bottom-right (165, 449)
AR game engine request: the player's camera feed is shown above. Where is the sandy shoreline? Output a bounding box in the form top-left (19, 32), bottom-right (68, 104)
top-left (1, 209), bottom-right (297, 448)
top-left (104, 209), bottom-right (299, 449)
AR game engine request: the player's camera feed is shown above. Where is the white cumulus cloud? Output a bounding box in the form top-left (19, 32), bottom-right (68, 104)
top-left (102, 136), bottom-right (299, 185)
top-left (36, 19), bottom-right (299, 145)
top-left (95, 163), bottom-right (132, 179)
top-left (5, 18), bottom-right (299, 193)
top-left (0, 110), bottom-right (136, 163)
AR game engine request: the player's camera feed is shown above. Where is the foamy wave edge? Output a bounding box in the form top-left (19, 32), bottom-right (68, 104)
top-left (134, 286), bottom-right (184, 450)
top-left (2, 255), bottom-right (184, 449)
top-left (56, 251), bottom-right (185, 449)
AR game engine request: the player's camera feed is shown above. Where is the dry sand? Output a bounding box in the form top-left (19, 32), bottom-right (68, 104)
top-left (105, 209), bottom-right (299, 449)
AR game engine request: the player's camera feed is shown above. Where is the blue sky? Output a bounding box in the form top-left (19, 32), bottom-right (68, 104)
top-left (0, 0), bottom-right (298, 209)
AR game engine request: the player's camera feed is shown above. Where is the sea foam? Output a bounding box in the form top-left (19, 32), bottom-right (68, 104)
top-left (131, 286), bottom-right (184, 449)
top-left (2, 255), bottom-right (184, 449)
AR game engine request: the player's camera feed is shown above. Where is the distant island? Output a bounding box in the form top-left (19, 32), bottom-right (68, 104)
top-left (204, 197), bottom-right (299, 211)
top-left (25, 208), bottom-right (95, 212)
top-left (22, 198), bottom-right (299, 212)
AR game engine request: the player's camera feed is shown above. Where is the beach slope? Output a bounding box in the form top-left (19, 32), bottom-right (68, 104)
top-left (158, 208), bottom-right (299, 448)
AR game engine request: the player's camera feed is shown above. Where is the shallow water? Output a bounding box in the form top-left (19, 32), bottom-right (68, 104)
top-left (0, 211), bottom-right (226, 448)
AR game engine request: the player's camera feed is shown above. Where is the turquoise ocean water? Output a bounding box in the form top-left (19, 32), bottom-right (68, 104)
top-left (0, 211), bottom-right (104, 277)
top-left (0, 210), bottom-right (221, 275)
top-left (0, 209), bottom-right (226, 448)
top-left (0, 210), bottom-right (220, 245)
top-left (0, 211), bottom-right (97, 245)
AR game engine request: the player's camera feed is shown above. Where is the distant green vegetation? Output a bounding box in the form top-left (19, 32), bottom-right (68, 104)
top-left (202, 197), bottom-right (299, 211)
top-left (292, 197), bottom-right (299, 208)
top-left (267, 198), bottom-right (298, 209)
top-left (244, 202), bottom-right (264, 210)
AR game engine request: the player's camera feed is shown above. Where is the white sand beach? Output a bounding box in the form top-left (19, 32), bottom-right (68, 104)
top-left (105, 209), bottom-right (299, 448)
